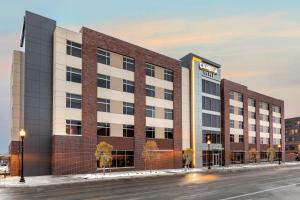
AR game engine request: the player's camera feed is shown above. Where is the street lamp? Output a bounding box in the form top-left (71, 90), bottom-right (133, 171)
top-left (278, 144), bottom-right (281, 165)
top-left (19, 129), bottom-right (26, 183)
top-left (207, 140), bottom-right (211, 169)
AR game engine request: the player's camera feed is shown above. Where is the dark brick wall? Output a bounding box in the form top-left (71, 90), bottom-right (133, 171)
top-left (221, 79), bottom-right (285, 165)
top-left (52, 27), bottom-right (182, 174)
top-left (9, 141), bottom-right (20, 176)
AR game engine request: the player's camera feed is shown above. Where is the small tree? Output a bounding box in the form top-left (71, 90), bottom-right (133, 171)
top-left (183, 148), bottom-right (193, 170)
top-left (142, 140), bottom-right (159, 173)
top-left (267, 147), bottom-right (276, 163)
top-left (248, 148), bottom-right (258, 163)
top-left (95, 141), bottom-right (113, 175)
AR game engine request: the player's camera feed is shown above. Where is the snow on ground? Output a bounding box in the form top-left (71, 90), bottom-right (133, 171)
top-left (1, 162), bottom-right (299, 188)
top-left (0, 166), bottom-right (8, 174)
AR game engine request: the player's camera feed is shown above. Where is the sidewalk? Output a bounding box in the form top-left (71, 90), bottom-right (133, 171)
top-left (1, 162), bottom-right (299, 188)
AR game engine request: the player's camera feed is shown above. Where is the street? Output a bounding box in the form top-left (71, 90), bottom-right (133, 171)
top-left (1, 165), bottom-right (300, 200)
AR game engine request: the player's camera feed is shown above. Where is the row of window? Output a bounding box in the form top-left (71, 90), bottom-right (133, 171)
top-left (273, 127), bottom-right (281, 134)
top-left (229, 106), bottom-right (243, 115)
top-left (66, 120), bottom-right (174, 139)
top-left (202, 80), bottom-right (220, 96)
top-left (230, 120), bottom-right (244, 129)
top-left (230, 135), bottom-right (281, 145)
top-left (66, 40), bottom-right (174, 81)
top-left (259, 114), bottom-right (269, 122)
top-left (96, 150), bottom-right (134, 168)
top-left (66, 94), bottom-right (173, 119)
top-left (203, 131), bottom-right (221, 144)
top-left (229, 91), bottom-right (243, 102)
top-left (202, 113), bottom-right (221, 128)
top-left (202, 96), bottom-right (220, 112)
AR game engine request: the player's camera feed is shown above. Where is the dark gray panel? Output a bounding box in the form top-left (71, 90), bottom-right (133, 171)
top-left (23, 11), bottom-right (56, 176)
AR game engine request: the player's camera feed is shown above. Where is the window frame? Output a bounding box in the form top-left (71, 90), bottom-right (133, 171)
top-left (97, 48), bottom-right (110, 65)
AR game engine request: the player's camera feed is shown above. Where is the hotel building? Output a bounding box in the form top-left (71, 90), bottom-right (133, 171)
top-left (221, 79), bottom-right (285, 165)
top-left (285, 117), bottom-right (300, 161)
top-left (9, 11), bottom-right (285, 176)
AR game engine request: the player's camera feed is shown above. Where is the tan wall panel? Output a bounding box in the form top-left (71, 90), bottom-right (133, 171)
top-left (234, 106), bottom-right (238, 115)
top-left (155, 66), bottom-right (165, 80)
top-left (155, 87), bottom-right (165, 99)
top-left (156, 127), bottom-right (165, 139)
top-left (111, 77), bottom-right (123, 91)
top-left (110, 123), bottom-right (123, 137)
top-left (234, 120), bottom-right (239, 129)
top-left (111, 100), bottom-right (123, 114)
top-left (110, 52), bottom-right (123, 69)
top-left (156, 107), bottom-right (165, 119)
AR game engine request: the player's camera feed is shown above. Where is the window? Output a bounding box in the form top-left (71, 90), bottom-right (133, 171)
top-left (260, 152), bottom-right (268, 161)
top-left (66, 66), bottom-right (81, 83)
top-left (230, 120), bottom-right (234, 128)
top-left (230, 134), bottom-right (235, 142)
top-left (164, 89), bottom-right (173, 101)
top-left (203, 96), bottom-right (220, 112)
top-left (260, 102), bottom-right (269, 110)
top-left (239, 135), bottom-right (244, 143)
top-left (273, 128), bottom-right (281, 134)
top-left (97, 98), bottom-right (110, 112)
top-left (249, 136), bottom-right (256, 144)
top-left (248, 98), bottom-right (256, 107)
top-left (146, 85), bottom-right (155, 97)
top-left (97, 122), bottom-right (110, 136)
top-left (259, 114), bottom-right (269, 122)
top-left (250, 124), bottom-right (256, 131)
top-left (273, 116), bottom-right (281, 123)
top-left (164, 108), bottom-right (173, 120)
top-left (123, 57), bottom-right (135, 71)
top-left (260, 126), bottom-right (270, 133)
top-left (229, 105), bottom-right (234, 114)
top-left (164, 69), bottom-right (173, 82)
top-left (66, 40), bottom-right (82, 58)
top-left (272, 106), bottom-right (280, 113)
top-left (165, 128), bottom-right (173, 139)
top-left (66, 93), bottom-right (81, 109)
top-left (202, 80), bottom-right (220, 96)
top-left (123, 80), bottom-right (135, 93)
top-left (237, 93), bottom-right (243, 102)
top-left (146, 126), bottom-right (155, 138)
top-left (202, 113), bottom-right (220, 128)
top-left (146, 106), bottom-right (155, 118)
top-left (238, 108), bottom-right (243, 116)
top-left (123, 102), bottom-right (134, 115)
top-left (66, 120), bottom-right (81, 135)
top-left (123, 125), bottom-right (134, 137)
top-left (97, 74), bottom-right (110, 89)
top-left (229, 91), bottom-right (234, 100)
top-left (203, 131), bottom-right (221, 144)
top-left (231, 152), bottom-right (244, 164)
top-left (105, 150), bottom-right (134, 168)
top-left (260, 137), bottom-right (269, 144)
top-left (249, 112), bottom-right (256, 119)
top-left (273, 138), bottom-right (281, 145)
top-left (97, 48), bottom-right (110, 65)
top-left (146, 64), bottom-right (155, 77)
top-left (238, 121), bottom-right (243, 129)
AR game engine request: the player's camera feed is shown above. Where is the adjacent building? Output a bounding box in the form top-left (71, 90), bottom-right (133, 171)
top-left (221, 79), bottom-right (285, 165)
top-left (285, 117), bottom-right (300, 161)
top-left (9, 11), bottom-right (286, 176)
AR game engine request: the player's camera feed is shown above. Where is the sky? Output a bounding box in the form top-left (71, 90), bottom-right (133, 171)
top-left (0, 0), bottom-right (300, 153)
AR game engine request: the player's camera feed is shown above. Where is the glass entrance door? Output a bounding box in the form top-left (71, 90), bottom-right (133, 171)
top-left (212, 153), bottom-right (220, 166)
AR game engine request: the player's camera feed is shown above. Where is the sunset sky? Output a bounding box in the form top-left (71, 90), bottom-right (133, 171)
top-left (0, 0), bottom-right (300, 153)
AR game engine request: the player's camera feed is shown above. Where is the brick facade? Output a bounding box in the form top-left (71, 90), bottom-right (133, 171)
top-left (51, 27), bottom-right (182, 175)
top-left (221, 79), bottom-right (285, 165)
top-left (9, 141), bottom-right (20, 176)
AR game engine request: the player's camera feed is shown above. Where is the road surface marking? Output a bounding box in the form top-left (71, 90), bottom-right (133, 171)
top-left (219, 183), bottom-right (300, 200)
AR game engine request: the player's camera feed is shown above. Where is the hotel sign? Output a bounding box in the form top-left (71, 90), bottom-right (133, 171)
top-left (198, 62), bottom-right (218, 75)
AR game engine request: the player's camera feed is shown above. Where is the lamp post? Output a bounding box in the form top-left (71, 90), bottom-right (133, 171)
top-left (207, 140), bottom-right (211, 169)
top-left (278, 144), bottom-right (281, 165)
top-left (19, 129), bottom-right (26, 183)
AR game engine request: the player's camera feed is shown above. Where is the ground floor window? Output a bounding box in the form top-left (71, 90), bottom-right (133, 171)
top-left (97, 150), bottom-right (134, 168)
top-left (231, 152), bottom-right (244, 164)
top-left (260, 152), bottom-right (268, 162)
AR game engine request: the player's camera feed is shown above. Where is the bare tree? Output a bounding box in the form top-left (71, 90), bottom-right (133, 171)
top-left (142, 140), bottom-right (159, 173)
top-left (95, 141), bottom-right (113, 175)
top-left (183, 148), bottom-right (193, 170)
top-left (247, 148), bottom-right (258, 163)
top-left (267, 147), bottom-right (276, 163)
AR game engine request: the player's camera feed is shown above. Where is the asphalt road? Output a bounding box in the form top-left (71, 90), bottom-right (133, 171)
top-left (1, 165), bottom-right (300, 200)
